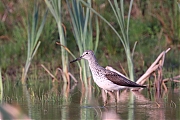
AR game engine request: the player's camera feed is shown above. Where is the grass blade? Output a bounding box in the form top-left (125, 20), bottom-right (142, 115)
top-left (21, 1), bottom-right (47, 84)
top-left (45, 0), bottom-right (69, 82)
top-left (67, 0), bottom-right (100, 87)
top-left (80, 0), bottom-right (135, 81)
top-left (0, 68), bottom-right (3, 103)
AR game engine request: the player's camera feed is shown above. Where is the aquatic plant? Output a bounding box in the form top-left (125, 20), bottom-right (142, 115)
top-left (21, 1), bottom-right (47, 84)
top-left (109, 0), bottom-right (134, 81)
top-left (66, 0), bottom-right (99, 87)
top-left (0, 68), bottom-right (3, 103)
top-left (80, 0), bottom-right (134, 81)
top-left (45, 0), bottom-right (70, 83)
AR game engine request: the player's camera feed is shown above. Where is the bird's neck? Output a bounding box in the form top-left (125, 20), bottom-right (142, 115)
top-left (88, 58), bottom-right (101, 71)
top-left (88, 58), bottom-right (98, 66)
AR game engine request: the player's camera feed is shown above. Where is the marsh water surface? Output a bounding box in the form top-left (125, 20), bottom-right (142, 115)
top-left (2, 78), bottom-right (180, 120)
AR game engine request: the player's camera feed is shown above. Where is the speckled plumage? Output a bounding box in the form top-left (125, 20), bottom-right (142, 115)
top-left (70, 50), bottom-right (146, 91)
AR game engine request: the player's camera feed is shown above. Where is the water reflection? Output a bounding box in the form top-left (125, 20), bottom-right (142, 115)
top-left (102, 107), bottom-right (121, 120)
top-left (2, 80), bottom-right (180, 119)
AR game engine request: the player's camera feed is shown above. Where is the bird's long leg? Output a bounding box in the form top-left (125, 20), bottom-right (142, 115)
top-left (107, 91), bottom-right (116, 104)
top-left (114, 91), bottom-right (117, 104)
top-left (102, 89), bottom-right (108, 106)
top-left (116, 90), bottom-right (120, 103)
top-left (114, 90), bottom-right (121, 106)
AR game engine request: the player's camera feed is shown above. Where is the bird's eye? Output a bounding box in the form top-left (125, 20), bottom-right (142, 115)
top-left (86, 52), bottom-right (88, 54)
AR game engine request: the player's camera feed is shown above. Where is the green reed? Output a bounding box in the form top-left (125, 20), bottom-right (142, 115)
top-left (21, 2), bottom-right (47, 84)
top-left (66, 0), bottom-right (99, 87)
top-left (177, 2), bottom-right (180, 39)
top-left (81, 0), bottom-right (134, 81)
top-left (109, 0), bottom-right (134, 81)
top-left (45, 0), bottom-right (70, 83)
top-left (0, 68), bottom-right (3, 103)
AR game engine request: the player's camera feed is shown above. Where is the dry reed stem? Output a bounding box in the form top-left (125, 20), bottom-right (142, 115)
top-left (155, 101), bottom-right (161, 108)
top-left (41, 61), bottom-right (78, 83)
top-left (56, 41), bottom-right (81, 83)
top-left (119, 63), bottom-right (128, 77)
top-left (57, 68), bottom-right (70, 83)
top-left (41, 64), bottom-right (58, 81)
top-left (56, 42), bottom-right (72, 55)
top-left (163, 75), bottom-right (180, 82)
top-left (136, 65), bottom-right (159, 85)
top-left (68, 72), bottom-right (78, 83)
top-left (66, 70), bottom-right (70, 83)
top-left (134, 48), bottom-right (171, 91)
top-left (136, 48), bottom-right (170, 85)
top-left (61, 23), bottom-right (67, 35)
top-left (161, 75), bottom-right (180, 91)
top-left (170, 100), bottom-right (176, 108)
top-left (162, 82), bottom-right (168, 92)
top-left (106, 48), bottom-right (171, 91)
top-left (164, 79), bottom-right (180, 83)
top-left (53, 67), bottom-right (78, 83)
top-left (54, 68), bottom-right (60, 82)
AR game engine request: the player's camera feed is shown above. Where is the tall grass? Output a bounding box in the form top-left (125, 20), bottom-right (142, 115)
top-left (66, 0), bottom-right (99, 87)
top-left (109, 0), bottom-right (134, 81)
top-left (176, 2), bottom-right (180, 39)
top-left (171, 1), bottom-right (179, 42)
top-left (80, 0), bottom-right (134, 81)
top-left (0, 68), bottom-right (3, 103)
top-left (21, 2), bottom-right (47, 84)
top-left (45, 0), bottom-right (69, 83)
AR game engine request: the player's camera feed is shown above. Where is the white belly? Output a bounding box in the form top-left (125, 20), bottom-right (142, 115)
top-left (92, 72), bottom-right (125, 91)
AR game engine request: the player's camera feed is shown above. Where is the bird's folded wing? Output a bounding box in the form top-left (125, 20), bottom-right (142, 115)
top-left (105, 73), bottom-right (145, 87)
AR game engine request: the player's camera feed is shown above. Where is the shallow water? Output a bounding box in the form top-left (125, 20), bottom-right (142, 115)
top-left (2, 79), bottom-right (180, 120)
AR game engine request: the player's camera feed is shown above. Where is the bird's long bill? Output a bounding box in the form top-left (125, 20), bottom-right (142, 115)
top-left (70, 56), bottom-right (82, 63)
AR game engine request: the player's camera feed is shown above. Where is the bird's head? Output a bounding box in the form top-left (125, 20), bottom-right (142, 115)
top-left (70, 50), bottom-right (95, 63)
